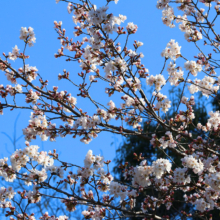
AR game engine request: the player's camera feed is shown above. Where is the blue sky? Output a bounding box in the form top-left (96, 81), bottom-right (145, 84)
top-left (0, 1), bottom-right (213, 217)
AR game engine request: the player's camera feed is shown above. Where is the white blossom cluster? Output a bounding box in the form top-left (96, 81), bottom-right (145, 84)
top-left (184, 60), bottom-right (202, 76)
top-left (181, 155), bottom-right (204, 174)
top-left (4, 69), bottom-right (17, 84)
top-left (10, 145), bottom-right (53, 178)
top-left (8, 45), bottom-right (20, 61)
top-left (176, 15), bottom-right (203, 42)
top-left (167, 62), bottom-right (184, 86)
top-left (207, 111), bottom-right (220, 130)
top-left (159, 131), bottom-right (176, 149)
top-left (146, 74), bottom-right (166, 92)
top-left (195, 198), bottom-right (212, 212)
top-left (152, 158), bottom-right (172, 179)
top-left (153, 92), bottom-right (171, 113)
top-left (0, 157), bottom-right (16, 182)
top-left (84, 150), bottom-right (104, 169)
top-left (19, 27), bottom-right (36, 47)
top-left (0, 187), bottom-right (16, 207)
top-left (126, 77), bottom-right (141, 92)
top-left (156, 0), bottom-right (170, 10)
top-left (131, 160), bottom-right (153, 187)
top-left (96, 108), bottom-right (112, 122)
top-left (173, 168), bottom-right (190, 184)
top-left (18, 65), bottom-right (38, 82)
top-left (121, 95), bottom-right (146, 112)
top-left (0, 143), bottom-right (61, 186)
top-left (126, 22), bottom-right (138, 33)
top-left (25, 89), bottom-right (40, 104)
top-left (0, 84), bottom-right (23, 97)
top-left (26, 186), bottom-right (42, 204)
top-left (104, 57), bottom-right (128, 80)
top-left (76, 150), bottom-right (113, 186)
top-left (109, 181), bottom-right (137, 200)
top-left (158, 1), bottom-right (203, 41)
top-left (161, 39), bottom-right (181, 60)
top-left (69, 3), bottom-right (125, 48)
top-left (40, 212), bottom-right (68, 220)
top-left (205, 172), bottom-right (220, 192)
top-left (27, 168), bottom-right (48, 184)
top-left (126, 158), bottom-right (172, 182)
top-left (74, 115), bottom-right (101, 130)
top-left (161, 7), bottom-right (175, 28)
top-left (188, 76), bottom-right (219, 98)
top-left (82, 207), bottom-right (106, 220)
top-left (46, 165), bottom-right (64, 178)
top-left (23, 112), bottom-right (48, 141)
top-left (125, 109), bottom-right (143, 128)
top-left (80, 45), bottom-right (102, 71)
top-left (87, 5), bottom-right (125, 35)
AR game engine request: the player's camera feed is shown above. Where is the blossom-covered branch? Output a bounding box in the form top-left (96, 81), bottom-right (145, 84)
top-left (0, 0), bottom-right (220, 219)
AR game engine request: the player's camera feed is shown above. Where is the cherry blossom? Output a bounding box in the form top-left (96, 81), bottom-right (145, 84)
top-left (0, 0), bottom-right (220, 218)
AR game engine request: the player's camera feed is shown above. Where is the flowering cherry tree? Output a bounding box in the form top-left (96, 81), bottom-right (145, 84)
top-left (0, 0), bottom-right (220, 219)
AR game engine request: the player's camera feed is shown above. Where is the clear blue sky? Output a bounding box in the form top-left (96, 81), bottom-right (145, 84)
top-left (0, 0), bottom-right (209, 187)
